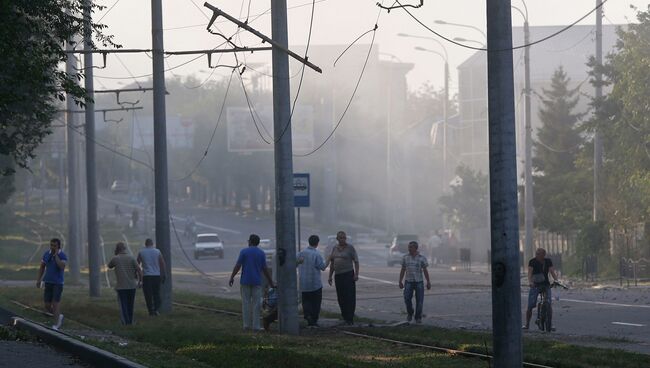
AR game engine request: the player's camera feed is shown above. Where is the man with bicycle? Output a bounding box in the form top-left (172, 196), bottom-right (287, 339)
top-left (523, 248), bottom-right (559, 330)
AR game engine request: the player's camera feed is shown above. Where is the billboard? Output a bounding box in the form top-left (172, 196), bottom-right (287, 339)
top-left (227, 105), bottom-right (314, 152)
top-left (132, 116), bottom-right (195, 149)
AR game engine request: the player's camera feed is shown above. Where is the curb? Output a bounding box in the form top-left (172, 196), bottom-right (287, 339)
top-left (2, 309), bottom-right (146, 368)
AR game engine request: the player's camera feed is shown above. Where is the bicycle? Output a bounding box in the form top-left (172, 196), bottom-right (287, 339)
top-left (535, 280), bottom-right (568, 332)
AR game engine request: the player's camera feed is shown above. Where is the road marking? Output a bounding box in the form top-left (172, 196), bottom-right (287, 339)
top-left (99, 195), bottom-right (241, 234)
top-left (611, 322), bottom-right (646, 327)
top-left (183, 218), bottom-right (241, 235)
top-left (357, 275), bottom-right (398, 285)
top-left (562, 298), bottom-right (650, 309)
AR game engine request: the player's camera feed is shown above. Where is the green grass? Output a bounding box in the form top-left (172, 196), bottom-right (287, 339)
top-left (0, 286), bottom-right (490, 368)
top-left (352, 326), bottom-right (650, 368)
top-left (1, 286), bottom-right (648, 368)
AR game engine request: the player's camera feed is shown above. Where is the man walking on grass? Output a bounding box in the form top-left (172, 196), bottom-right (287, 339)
top-left (36, 238), bottom-right (67, 330)
top-left (229, 234), bottom-right (275, 331)
top-left (298, 235), bottom-right (327, 327)
top-left (137, 238), bottom-right (166, 316)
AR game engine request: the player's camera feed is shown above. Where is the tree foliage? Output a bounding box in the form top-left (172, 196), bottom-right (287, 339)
top-left (0, 1), bottom-right (116, 175)
top-left (589, 5), bottom-right (650, 230)
top-left (438, 165), bottom-right (488, 232)
top-left (532, 67), bottom-right (591, 234)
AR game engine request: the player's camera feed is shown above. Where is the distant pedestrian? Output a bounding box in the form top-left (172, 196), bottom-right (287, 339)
top-left (398, 241), bottom-right (431, 324)
top-left (137, 238), bottom-right (166, 316)
top-left (131, 209), bottom-right (139, 229)
top-left (327, 231), bottom-right (359, 325)
top-left (108, 242), bottom-right (142, 325)
top-left (298, 235), bottom-right (327, 327)
top-left (36, 238), bottom-right (67, 330)
top-left (427, 230), bottom-right (442, 265)
top-left (229, 234), bottom-right (275, 331)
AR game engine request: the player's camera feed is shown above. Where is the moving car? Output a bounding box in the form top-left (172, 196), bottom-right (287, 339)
top-left (386, 234), bottom-right (419, 267)
top-left (194, 233), bottom-right (224, 259)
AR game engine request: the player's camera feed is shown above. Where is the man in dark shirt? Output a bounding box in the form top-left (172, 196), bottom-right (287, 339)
top-left (523, 248), bottom-right (559, 330)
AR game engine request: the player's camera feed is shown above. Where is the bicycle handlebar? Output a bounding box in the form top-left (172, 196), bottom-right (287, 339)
top-left (550, 281), bottom-right (569, 290)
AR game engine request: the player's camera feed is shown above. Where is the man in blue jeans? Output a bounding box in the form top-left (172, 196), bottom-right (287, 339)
top-left (398, 241), bottom-right (431, 324)
top-left (36, 238), bottom-right (67, 330)
top-left (229, 234), bottom-right (275, 331)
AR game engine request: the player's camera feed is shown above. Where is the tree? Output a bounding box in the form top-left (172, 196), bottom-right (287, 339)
top-left (532, 67), bottom-right (591, 234)
top-left (0, 155), bottom-right (15, 205)
top-left (588, 5), bottom-right (650, 235)
top-left (406, 82), bottom-right (458, 125)
top-left (0, 1), bottom-right (116, 175)
top-left (438, 165), bottom-right (488, 233)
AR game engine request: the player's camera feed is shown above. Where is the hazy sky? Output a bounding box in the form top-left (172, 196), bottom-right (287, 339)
top-left (92, 0), bottom-right (647, 93)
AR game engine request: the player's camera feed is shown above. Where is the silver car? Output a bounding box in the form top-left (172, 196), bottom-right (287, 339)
top-left (386, 234), bottom-right (419, 267)
top-left (194, 233), bottom-right (224, 259)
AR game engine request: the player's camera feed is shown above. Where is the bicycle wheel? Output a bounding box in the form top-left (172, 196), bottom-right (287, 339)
top-left (545, 304), bottom-right (553, 332)
top-left (539, 302), bottom-right (548, 331)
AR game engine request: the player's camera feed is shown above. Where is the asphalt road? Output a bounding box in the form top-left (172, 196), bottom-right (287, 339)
top-left (101, 193), bottom-right (650, 354)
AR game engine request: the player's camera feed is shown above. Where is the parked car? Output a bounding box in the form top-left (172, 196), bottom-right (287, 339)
top-left (194, 233), bottom-right (224, 259)
top-left (259, 239), bottom-right (275, 266)
top-left (110, 180), bottom-right (128, 193)
top-left (386, 234), bottom-right (419, 267)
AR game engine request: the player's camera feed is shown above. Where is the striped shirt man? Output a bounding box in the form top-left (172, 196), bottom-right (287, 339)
top-left (401, 253), bottom-right (428, 282)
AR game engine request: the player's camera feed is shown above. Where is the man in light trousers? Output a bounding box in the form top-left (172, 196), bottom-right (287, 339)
top-left (229, 234), bottom-right (275, 331)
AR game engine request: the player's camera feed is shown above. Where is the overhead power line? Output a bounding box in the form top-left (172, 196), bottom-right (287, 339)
top-left (296, 2), bottom-right (385, 157)
top-left (390, 0), bottom-right (609, 51)
top-left (171, 70), bottom-right (235, 182)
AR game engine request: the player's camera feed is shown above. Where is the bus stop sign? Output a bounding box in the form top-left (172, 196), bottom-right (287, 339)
top-left (293, 173), bottom-right (310, 207)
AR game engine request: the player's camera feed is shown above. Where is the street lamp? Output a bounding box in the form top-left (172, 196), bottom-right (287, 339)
top-left (434, 19), bottom-right (487, 40)
top-left (453, 37), bottom-right (486, 47)
top-left (512, 0), bottom-right (533, 262)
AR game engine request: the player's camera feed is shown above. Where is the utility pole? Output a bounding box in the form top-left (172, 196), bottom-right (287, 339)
top-left (271, 0), bottom-right (299, 335)
top-left (151, 0), bottom-right (172, 312)
top-left (65, 23), bottom-right (81, 284)
top-left (84, 0), bottom-right (101, 297)
top-left (593, 0), bottom-right (603, 221)
top-left (442, 60), bottom-right (449, 193)
top-left (58, 137), bottom-right (65, 232)
top-left (523, 11), bottom-right (534, 264)
top-left (486, 1), bottom-right (522, 367)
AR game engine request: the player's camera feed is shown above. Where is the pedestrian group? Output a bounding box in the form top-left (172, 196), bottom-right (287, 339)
top-left (37, 230), bottom-right (434, 332)
top-left (37, 237), bottom-right (166, 329)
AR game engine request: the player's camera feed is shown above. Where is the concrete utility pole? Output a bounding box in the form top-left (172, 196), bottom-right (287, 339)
top-left (486, 1), bottom-right (522, 367)
top-left (593, 0), bottom-right (603, 221)
top-left (65, 24), bottom-right (81, 284)
top-left (443, 60), bottom-right (449, 189)
top-left (271, 0), bottom-right (299, 335)
top-left (83, 0), bottom-right (101, 297)
top-left (151, 0), bottom-right (172, 312)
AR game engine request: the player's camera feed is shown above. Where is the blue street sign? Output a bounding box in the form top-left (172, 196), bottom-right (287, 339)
top-left (293, 173), bottom-right (310, 207)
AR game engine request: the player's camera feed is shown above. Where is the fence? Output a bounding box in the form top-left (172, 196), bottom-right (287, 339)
top-left (620, 257), bottom-right (650, 287)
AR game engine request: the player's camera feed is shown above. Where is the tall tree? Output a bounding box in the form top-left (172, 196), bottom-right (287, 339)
top-left (532, 67), bottom-right (590, 234)
top-left (0, 1), bottom-right (116, 175)
top-left (589, 5), bottom-right (650, 233)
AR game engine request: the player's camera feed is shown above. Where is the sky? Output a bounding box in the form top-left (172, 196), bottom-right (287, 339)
top-left (91, 0), bottom-right (648, 94)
